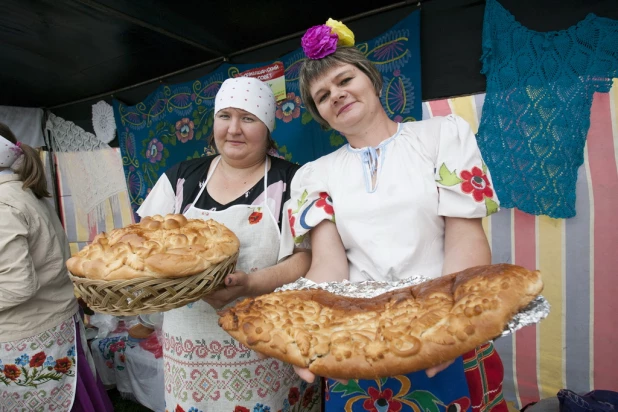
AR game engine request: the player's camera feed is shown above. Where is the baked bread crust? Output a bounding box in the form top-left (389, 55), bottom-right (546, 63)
top-left (218, 264), bottom-right (543, 379)
top-left (67, 214), bottom-right (240, 280)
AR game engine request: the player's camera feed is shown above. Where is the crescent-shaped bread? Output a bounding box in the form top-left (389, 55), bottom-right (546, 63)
top-left (218, 264), bottom-right (543, 379)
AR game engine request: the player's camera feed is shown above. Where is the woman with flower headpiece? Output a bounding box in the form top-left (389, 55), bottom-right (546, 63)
top-left (283, 19), bottom-right (507, 412)
top-left (0, 123), bottom-right (113, 411)
top-left (137, 77), bottom-right (321, 412)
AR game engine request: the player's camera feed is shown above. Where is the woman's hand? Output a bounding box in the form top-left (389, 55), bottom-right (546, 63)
top-left (255, 353), bottom-right (335, 384)
top-left (254, 351), bottom-right (318, 383)
top-left (292, 366), bottom-right (349, 385)
top-left (293, 365), bottom-right (319, 384)
top-left (202, 271), bottom-right (250, 309)
top-left (425, 359), bottom-right (455, 378)
top-left (290, 360), bottom-right (455, 384)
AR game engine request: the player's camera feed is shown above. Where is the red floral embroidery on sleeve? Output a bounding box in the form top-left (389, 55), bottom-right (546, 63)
top-left (315, 192), bottom-right (334, 215)
top-left (460, 167), bottom-right (493, 202)
top-left (288, 209), bottom-right (296, 237)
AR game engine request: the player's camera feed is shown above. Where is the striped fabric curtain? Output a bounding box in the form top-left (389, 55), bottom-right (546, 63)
top-left (422, 80), bottom-right (618, 408)
top-left (52, 148), bottom-right (135, 254)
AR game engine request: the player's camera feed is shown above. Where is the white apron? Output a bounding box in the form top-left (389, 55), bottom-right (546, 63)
top-left (162, 156), bottom-right (321, 412)
top-left (0, 314), bottom-right (97, 412)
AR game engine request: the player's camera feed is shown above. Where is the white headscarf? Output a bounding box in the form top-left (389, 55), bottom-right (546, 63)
top-left (0, 134), bottom-right (22, 168)
top-left (214, 77), bottom-right (276, 132)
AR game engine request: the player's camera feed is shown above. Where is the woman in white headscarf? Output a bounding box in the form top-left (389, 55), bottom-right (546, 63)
top-left (138, 77), bottom-right (321, 412)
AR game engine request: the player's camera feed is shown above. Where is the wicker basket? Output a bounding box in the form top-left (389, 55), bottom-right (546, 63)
top-left (70, 252), bottom-right (238, 316)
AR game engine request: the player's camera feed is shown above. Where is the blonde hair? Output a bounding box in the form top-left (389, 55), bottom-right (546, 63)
top-left (299, 46), bottom-right (383, 129)
top-left (0, 122), bottom-right (50, 199)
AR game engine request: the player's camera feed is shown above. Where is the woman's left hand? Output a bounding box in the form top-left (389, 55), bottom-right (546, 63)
top-left (202, 271), bottom-right (250, 309)
top-left (425, 359), bottom-right (455, 378)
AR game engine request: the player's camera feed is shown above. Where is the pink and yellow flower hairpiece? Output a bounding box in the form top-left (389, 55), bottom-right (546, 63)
top-left (301, 18), bottom-right (355, 60)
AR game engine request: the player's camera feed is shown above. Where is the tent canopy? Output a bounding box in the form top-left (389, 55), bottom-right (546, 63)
top-left (2, 0), bottom-right (617, 111)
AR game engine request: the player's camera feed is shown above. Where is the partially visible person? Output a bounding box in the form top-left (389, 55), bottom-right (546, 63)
top-left (281, 20), bottom-right (507, 412)
top-left (0, 123), bottom-right (113, 411)
top-left (137, 77), bottom-right (321, 412)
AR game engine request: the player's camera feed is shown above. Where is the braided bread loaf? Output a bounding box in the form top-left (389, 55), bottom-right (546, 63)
top-left (219, 264), bottom-right (543, 379)
top-left (67, 214), bottom-right (239, 280)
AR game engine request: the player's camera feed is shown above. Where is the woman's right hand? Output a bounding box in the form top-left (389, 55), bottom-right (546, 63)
top-left (255, 353), bottom-right (324, 383)
top-left (256, 353), bottom-right (347, 385)
top-left (293, 365), bottom-right (321, 384)
top-left (202, 271), bottom-right (251, 309)
top-left (292, 365), bottom-right (349, 385)
top-left (291, 362), bottom-right (454, 384)
top-left (255, 352), bottom-right (321, 383)
top-left (425, 360), bottom-right (455, 378)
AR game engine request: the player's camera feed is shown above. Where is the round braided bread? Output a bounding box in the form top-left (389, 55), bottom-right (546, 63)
top-left (67, 214), bottom-right (240, 280)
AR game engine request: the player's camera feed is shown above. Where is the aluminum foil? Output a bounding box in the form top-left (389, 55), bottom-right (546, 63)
top-left (276, 276), bottom-right (430, 297)
top-left (502, 295), bottom-right (550, 337)
top-left (276, 277), bottom-right (550, 338)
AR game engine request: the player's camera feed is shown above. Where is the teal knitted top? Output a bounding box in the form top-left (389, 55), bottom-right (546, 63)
top-left (477, 0), bottom-right (618, 218)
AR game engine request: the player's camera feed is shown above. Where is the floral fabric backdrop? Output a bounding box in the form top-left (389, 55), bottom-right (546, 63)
top-left (113, 10), bottom-right (421, 219)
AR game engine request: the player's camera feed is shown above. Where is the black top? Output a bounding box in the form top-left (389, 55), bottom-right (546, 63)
top-left (164, 155), bottom-right (299, 227)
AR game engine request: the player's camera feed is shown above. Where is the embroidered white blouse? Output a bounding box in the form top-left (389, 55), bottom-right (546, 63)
top-left (283, 115), bottom-right (500, 283)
